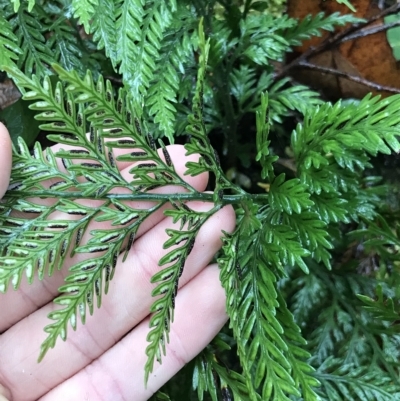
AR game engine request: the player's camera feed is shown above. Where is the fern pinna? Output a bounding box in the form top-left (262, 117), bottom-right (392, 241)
top-left (2, 1), bottom-right (400, 400)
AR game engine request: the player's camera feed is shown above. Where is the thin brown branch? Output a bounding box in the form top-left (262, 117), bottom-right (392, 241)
top-left (297, 61), bottom-right (400, 94)
top-left (276, 3), bottom-right (400, 80)
top-left (317, 2), bottom-right (400, 51)
top-left (341, 20), bottom-right (400, 42)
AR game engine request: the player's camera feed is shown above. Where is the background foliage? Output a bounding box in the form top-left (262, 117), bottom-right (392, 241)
top-left (2, 0), bottom-right (400, 400)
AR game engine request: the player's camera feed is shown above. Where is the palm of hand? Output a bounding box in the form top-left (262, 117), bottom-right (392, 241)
top-left (0, 124), bottom-right (234, 401)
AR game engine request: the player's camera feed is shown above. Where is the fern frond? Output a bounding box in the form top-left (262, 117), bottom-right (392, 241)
top-left (268, 174), bottom-right (314, 215)
top-left (116, 0), bottom-right (176, 104)
top-left (219, 213), bottom-right (318, 400)
top-left (51, 65), bottom-right (191, 190)
top-left (91, 0), bottom-right (118, 68)
top-left (314, 358), bottom-right (400, 401)
top-left (7, 33), bottom-right (235, 377)
top-left (0, 140), bottom-right (81, 292)
top-left (350, 213), bottom-right (400, 258)
top-left (39, 199), bottom-right (156, 361)
top-left (306, 268), bottom-right (399, 380)
top-left (293, 95), bottom-right (400, 167)
top-left (184, 21), bottom-right (236, 198)
top-left (149, 391), bottom-right (171, 401)
top-left (335, 0), bottom-right (356, 12)
top-left (193, 335), bottom-right (254, 401)
top-left (267, 77), bottom-right (323, 121)
top-left (309, 297), bottom-right (352, 363)
top-left (3, 63), bottom-right (213, 361)
top-left (255, 92), bottom-right (278, 180)
top-left (72, 0), bottom-right (98, 34)
top-left (0, 12), bottom-right (22, 70)
top-left (230, 65), bottom-right (257, 112)
top-left (208, 20), bottom-right (238, 66)
top-left (358, 284), bottom-right (400, 326)
top-left (285, 12), bottom-right (363, 47)
top-left (290, 273), bottom-right (328, 325)
top-left (282, 211), bottom-right (332, 268)
top-left (240, 14), bottom-right (296, 64)
top-left (146, 12), bottom-right (195, 142)
top-left (309, 195), bottom-right (347, 225)
top-left (265, 223), bottom-right (311, 274)
top-left (277, 293), bottom-right (320, 400)
top-left (292, 95), bottom-right (400, 226)
top-left (5, 2), bottom-right (55, 75)
top-left (218, 230), bottom-right (258, 401)
top-left (115, 0), bottom-right (145, 87)
top-left (250, 74), bottom-right (322, 127)
top-left (45, 15), bottom-right (83, 73)
top-left (145, 203), bottom-right (219, 382)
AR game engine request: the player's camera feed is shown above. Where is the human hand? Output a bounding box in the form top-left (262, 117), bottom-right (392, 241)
top-left (0, 123), bottom-right (235, 401)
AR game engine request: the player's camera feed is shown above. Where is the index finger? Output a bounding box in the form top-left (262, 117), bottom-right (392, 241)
top-left (0, 123), bottom-right (12, 198)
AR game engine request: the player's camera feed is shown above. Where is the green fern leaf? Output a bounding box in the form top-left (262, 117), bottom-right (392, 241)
top-left (184, 21), bottom-right (235, 199)
top-left (115, 0), bottom-right (144, 87)
top-left (230, 65), bottom-right (257, 111)
top-left (358, 284), bottom-right (400, 326)
top-left (277, 293), bottom-right (320, 401)
top-left (265, 224), bottom-right (310, 273)
top-left (116, 0), bottom-right (176, 105)
top-left (145, 204), bottom-right (218, 382)
top-left (255, 92), bottom-right (278, 180)
top-left (240, 14), bottom-right (296, 65)
top-left (310, 194), bottom-right (349, 224)
top-left (268, 77), bottom-right (322, 119)
top-left (0, 12), bottom-right (22, 70)
top-left (219, 214), bottom-right (318, 400)
top-left (72, 0), bottom-right (98, 34)
top-left (268, 174), bottom-right (314, 215)
top-left (350, 214), bottom-right (400, 258)
top-left (290, 273), bottom-right (328, 326)
top-left (293, 95), bottom-right (400, 171)
top-left (46, 15), bottom-right (83, 73)
top-left (6, 2), bottom-right (55, 75)
top-left (146, 18), bottom-right (194, 142)
top-left (314, 358), bottom-right (400, 401)
top-left (285, 12), bottom-right (363, 47)
top-left (335, 0), bottom-right (356, 12)
top-left (283, 211), bottom-right (331, 251)
top-left (149, 391), bottom-right (172, 401)
top-left (2, 63), bottom-right (206, 362)
top-left (193, 336), bottom-right (255, 401)
top-left (91, 0), bottom-right (118, 68)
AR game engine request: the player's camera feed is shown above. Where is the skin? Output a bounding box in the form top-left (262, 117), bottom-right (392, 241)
top-left (0, 123), bottom-right (235, 401)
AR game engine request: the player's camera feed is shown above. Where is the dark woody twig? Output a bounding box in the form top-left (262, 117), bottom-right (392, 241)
top-left (341, 20), bottom-right (400, 42)
top-left (276, 3), bottom-right (400, 80)
top-left (297, 61), bottom-right (400, 94)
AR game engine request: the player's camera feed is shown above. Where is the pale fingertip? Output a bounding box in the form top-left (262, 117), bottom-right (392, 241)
top-left (0, 123), bottom-right (12, 199)
top-left (0, 383), bottom-right (12, 401)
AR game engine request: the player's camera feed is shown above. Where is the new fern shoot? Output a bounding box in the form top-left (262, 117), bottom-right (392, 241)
top-left (1, 0), bottom-right (400, 400)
